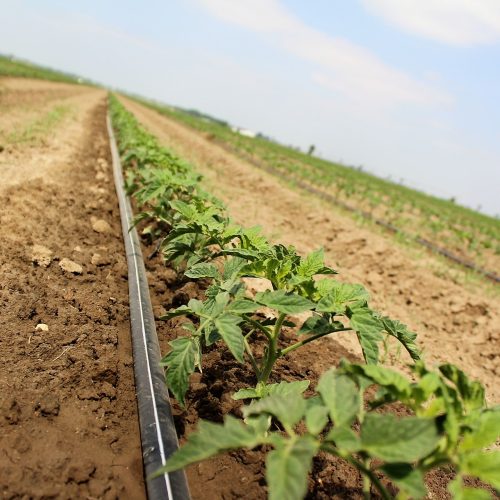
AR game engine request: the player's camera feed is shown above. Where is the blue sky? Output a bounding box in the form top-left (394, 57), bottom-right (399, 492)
top-left (1, 0), bottom-right (499, 215)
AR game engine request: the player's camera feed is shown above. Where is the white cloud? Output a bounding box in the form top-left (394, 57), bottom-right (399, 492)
top-left (196, 0), bottom-right (450, 107)
top-left (363, 0), bottom-right (500, 46)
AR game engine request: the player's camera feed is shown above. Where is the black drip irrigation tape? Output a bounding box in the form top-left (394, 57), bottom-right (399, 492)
top-left (107, 113), bottom-right (191, 500)
top-left (207, 137), bottom-right (500, 284)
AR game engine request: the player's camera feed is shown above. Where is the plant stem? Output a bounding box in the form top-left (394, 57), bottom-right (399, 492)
top-left (320, 445), bottom-right (391, 500)
top-left (242, 315), bottom-right (272, 341)
top-left (257, 313), bottom-right (286, 384)
top-left (280, 328), bottom-right (352, 356)
top-left (243, 337), bottom-right (260, 378)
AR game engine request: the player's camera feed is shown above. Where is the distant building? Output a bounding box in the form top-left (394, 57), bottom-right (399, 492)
top-left (231, 126), bottom-right (257, 138)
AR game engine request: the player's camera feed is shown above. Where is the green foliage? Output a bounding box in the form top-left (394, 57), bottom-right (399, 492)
top-left (0, 53), bottom-right (91, 84)
top-left (160, 363), bottom-right (499, 499)
top-left (109, 95), bottom-right (498, 498)
top-left (133, 94), bottom-right (500, 279)
top-left (109, 94), bottom-right (420, 408)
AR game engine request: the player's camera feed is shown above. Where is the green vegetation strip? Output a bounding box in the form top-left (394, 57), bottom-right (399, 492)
top-left (134, 96), bottom-right (500, 283)
top-left (109, 94), bottom-right (499, 500)
top-left (0, 53), bottom-right (94, 85)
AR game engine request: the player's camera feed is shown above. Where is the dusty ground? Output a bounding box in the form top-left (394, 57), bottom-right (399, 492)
top-left (0, 79), bottom-right (145, 499)
top-left (120, 96), bottom-right (500, 404)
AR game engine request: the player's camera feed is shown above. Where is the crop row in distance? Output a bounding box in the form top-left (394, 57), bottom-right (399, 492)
top-left (109, 94), bottom-right (500, 500)
top-left (132, 95), bottom-right (500, 279)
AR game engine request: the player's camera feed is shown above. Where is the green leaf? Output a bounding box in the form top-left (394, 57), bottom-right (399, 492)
top-left (160, 337), bottom-right (198, 406)
top-left (344, 364), bottom-right (412, 397)
top-left (160, 304), bottom-right (191, 320)
top-left (161, 415), bottom-right (265, 473)
top-left (317, 369), bottom-right (360, 427)
top-left (461, 451), bottom-right (500, 490)
top-left (459, 410), bottom-right (500, 452)
top-left (439, 364), bottom-right (485, 412)
top-left (266, 435), bottom-right (318, 500)
top-left (244, 394), bottom-right (306, 429)
top-left (316, 282), bottom-right (369, 313)
top-left (380, 463), bottom-right (426, 499)
top-left (298, 314), bottom-right (341, 336)
top-left (325, 427), bottom-right (361, 452)
top-left (265, 380), bottom-right (310, 397)
top-left (360, 414), bottom-right (439, 462)
top-left (255, 290), bottom-right (315, 314)
top-left (381, 317), bottom-right (421, 361)
top-left (349, 307), bottom-right (383, 364)
top-left (227, 298), bottom-right (260, 314)
top-left (232, 388), bottom-right (260, 400)
top-left (305, 405), bottom-right (329, 435)
top-left (215, 313), bottom-right (244, 363)
top-left (185, 262), bottom-right (219, 279)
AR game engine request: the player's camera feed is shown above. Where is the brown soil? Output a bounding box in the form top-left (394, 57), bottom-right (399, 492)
top-left (119, 96), bottom-right (500, 405)
top-left (0, 79), bottom-right (145, 499)
top-left (117, 97), bottom-right (499, 499)
top-left (142, 239), bottom-right (488, 500)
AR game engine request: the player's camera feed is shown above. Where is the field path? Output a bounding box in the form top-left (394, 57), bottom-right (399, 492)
top-left (0, 80), bottom-right (145, 498)
top-left (120, 96), bottom-right (500, 403)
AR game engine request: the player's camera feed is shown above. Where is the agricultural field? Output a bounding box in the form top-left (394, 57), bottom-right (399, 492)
top-left (137, 97), bottom-right (500, 280)
top-left (1, 58), bottom-right (499, 500)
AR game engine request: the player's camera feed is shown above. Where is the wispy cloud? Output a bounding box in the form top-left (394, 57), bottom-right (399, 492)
top-left (196, 0), bottom-right (451, 107)
top-left (363, 0), bottom-right (500, 46)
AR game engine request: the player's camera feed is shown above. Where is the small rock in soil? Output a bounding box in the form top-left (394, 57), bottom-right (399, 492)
top-left (35, 395), bottom-right (60, 416)
top-left (30, 244), bottom-right (53, 268)
top-left (91, 253), bottom-right (111, 266)
top-left (35, 323), bottom-right (49, 332)
top-left (92, 219), bottom-right (111, 234)
top-left (59, 258), bottom-right (83, 274)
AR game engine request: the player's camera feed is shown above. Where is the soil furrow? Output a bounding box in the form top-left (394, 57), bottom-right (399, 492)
top-left (0, 81), bottom-right (145, 499)
top-left (119, 96), bottom-right (500, 404)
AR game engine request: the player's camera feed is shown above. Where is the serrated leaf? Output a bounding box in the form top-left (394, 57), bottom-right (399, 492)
top-left (317, 369), bottom-right (360, 427)
top-left (161, 415), bottom-right (265, 473)
top-left (266, 435), bottom-right (318, 500)
top-left (316, 282), bottom-right (369, 313)
top-left (185, 262), bottom-right (219, 279)
top-left (244, 394), bottom-right (307, 428)
top-left (296, 248), bottom-right (326, 277)
top-left (361, 414), bottom-right (439, 462)
top-left (298, 314), bottom-right (341, 336)
top-left (349, 308), bottom-right (383, 364)
top-left (381, 317), bottom-right (420, 361)
top-left (255, 290), bottom-right (315, 314)
top-left (160, 337), bottom-right (198, 405)
top-left (215, 313), bottom-right (244, 363)
top-left (160, 304), bottom-right (192, 320)
top-left (461, 451), bottom-right (500, 490)
top-left (227, 298), bottom-right (260, 314)
top-left (380, 463), bottom-right (426, 499)
top-left (439, 364), bottom-right (485, 412)
top-left (305, 405), bottom-right (329, 435)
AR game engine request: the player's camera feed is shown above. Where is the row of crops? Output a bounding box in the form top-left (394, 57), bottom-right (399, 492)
top-left (135, 97), bottom-right (500, 279)
top-left (109, 94), bottom-right (499, 499)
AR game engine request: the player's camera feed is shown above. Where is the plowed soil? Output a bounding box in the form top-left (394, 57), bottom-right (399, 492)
top-left (119, 96), bottom-right (500, 405)
top-left (0, 79), bottom-right (145, 499)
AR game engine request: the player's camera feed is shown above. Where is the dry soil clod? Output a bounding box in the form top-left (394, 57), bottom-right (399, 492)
top-left (59, 258), bottom-right (83, 274)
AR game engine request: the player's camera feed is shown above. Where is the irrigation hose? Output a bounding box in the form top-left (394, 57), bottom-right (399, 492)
top-left (107, 112), bottom-right (191, 500)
